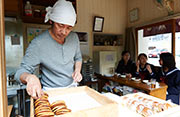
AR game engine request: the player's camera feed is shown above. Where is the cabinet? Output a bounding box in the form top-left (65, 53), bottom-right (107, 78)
top-left (93, 33), bottom-right (123, 60)
top-left (93, 33), bottom-right (123, 46)
top-left (4, 0), bottom-right (19, 16)
top-left (20, 0), bottom-right (76, 24)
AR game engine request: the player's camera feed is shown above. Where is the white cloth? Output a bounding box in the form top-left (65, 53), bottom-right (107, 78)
top-left (43, 81), bottom-right (78, 91)
top-left (45, 0), bottom-right (76, 26)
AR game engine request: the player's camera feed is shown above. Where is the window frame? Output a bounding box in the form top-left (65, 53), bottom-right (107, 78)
top-left (135, 19), bottom-right (176, 64)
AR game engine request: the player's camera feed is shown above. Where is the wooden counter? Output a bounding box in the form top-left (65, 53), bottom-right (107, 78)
top-left (96, 74), bottom-right (168, 100)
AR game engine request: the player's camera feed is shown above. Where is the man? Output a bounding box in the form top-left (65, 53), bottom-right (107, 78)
top-left (15, 0), bottom-right (82, 99)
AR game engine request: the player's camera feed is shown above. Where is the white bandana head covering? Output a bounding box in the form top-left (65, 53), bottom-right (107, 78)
top-left (45, 0), bottom-right (76, 27)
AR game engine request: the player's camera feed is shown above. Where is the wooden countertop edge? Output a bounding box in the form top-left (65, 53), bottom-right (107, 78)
top-left (8, 105), bottom-right (13, 117)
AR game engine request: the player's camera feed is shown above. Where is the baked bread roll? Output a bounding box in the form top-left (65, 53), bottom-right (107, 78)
top-left (121, 93), bottom-right (174, 116)
top-left (162, 103), bottom-right (172, 110)
top-left (136, 104), bottom-right (145, 114)
top-left (152, 101), bottom-right (163, 113)
top-left (50, 100), bottom-right (71, 115)
top-left (129, 100), bottom-right (139, 111)
top-left (34, 93), bottom-right (54, 117)
top-left (141, 107), bottom-right (154, 117)
top-left (55, 108), bottom-right (71, 115)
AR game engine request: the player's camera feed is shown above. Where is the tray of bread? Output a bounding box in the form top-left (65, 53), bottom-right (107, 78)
top-left (31, 86), bottom-right (118, 117)
top-left (34, 92), bottom-right (72, 116)
top-left (119, 92), bottom-right (180, 117)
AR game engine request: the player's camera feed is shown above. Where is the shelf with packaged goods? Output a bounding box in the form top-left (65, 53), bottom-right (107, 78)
top-left (20, 0), bottom-right (76, 24)
top-left (93, 33), bottom-right (123, 52)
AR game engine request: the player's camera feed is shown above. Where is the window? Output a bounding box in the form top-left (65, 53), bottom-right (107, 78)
top-left (175, 19), bottom-right (180, 69)
top-left (136, 20), bottom-right (173, 66)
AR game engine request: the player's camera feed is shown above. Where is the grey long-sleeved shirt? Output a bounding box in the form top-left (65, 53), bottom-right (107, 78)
top-left (15, 30), bottom-right (82, 88)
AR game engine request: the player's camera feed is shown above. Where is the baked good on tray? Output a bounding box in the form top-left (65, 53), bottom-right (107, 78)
top-left (121, 94), bottom-right (175, 117)
top-left (34, 93), bottom-right (54, 117)
top-left (50, 100), bottom-right (71, 115)
top-left (34, 93), bottom-right (72, 116)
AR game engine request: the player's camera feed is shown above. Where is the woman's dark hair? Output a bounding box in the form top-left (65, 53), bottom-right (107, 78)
top-left (138, 53), bottom-right (147, 60)
top-left (121, 50), bottom-right (130, 56)
top-left (160, 53), bottom-right (176, 70)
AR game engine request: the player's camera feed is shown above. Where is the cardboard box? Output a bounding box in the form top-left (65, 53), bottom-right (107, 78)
top-left (31, 86), bottom-right (118, 117)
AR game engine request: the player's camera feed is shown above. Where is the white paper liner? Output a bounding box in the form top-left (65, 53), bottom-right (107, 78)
top-left (48, 92), bottom-right (102, 113)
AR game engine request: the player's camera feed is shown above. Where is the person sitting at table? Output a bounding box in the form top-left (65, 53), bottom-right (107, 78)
top-left (159, 53), bottom-right (180, 105)
top-left (115, 51), bottom-right (136, 78)
top-left (134, 53), bottom-right (156, 80)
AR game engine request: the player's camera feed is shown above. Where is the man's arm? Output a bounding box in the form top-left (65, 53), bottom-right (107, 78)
top-left (15, 38), bottom-right (43, 99)
top-left (74, 61), bottom-right (82, 73)
top-left (72, 61), bottom-right (82, 82)
top-left (20, 72), bottom-right (43, 99)
top-left (72, 33), bottom-right (83, 82)
top-left (20, 72), bottom-right (33, 84)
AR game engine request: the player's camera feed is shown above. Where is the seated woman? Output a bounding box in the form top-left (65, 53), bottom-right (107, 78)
top-left (115, 51), bottom-right (136, 78)
top-left (159, 53), bottom-right (180, 105)
top-left (134, 53), bottom-right (156, 80)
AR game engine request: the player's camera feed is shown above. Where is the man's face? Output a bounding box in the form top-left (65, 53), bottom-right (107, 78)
top-left (52, 22), bottom-right (73, 40)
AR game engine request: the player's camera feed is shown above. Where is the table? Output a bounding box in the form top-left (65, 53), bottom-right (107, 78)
top-left (96, 74), bottom-right (168, 100)
top-left (8, 105), bottom-right (13, 117)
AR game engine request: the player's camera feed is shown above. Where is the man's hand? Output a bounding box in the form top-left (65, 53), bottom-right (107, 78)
top-left (72, 71), bottom-right (82, 82)
top-left (72, 61), bottom-right (82, 82)
top-left (146, 65), bottom-right (152, 74)
top-left (25, 74), bottom-right (43, 99)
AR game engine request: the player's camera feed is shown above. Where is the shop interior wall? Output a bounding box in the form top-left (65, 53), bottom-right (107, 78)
top-left (127, 0), bottom-right (180, 27)
top-left (74, 0), bottom-right (128, 60)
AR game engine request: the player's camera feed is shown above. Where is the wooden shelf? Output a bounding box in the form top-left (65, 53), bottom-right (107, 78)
top-left (93, 46), bottom-right (120, 51)
top-left (22, 0), bottom-right (56, 7)
top-left (22, 16), bottom-right (47, 24)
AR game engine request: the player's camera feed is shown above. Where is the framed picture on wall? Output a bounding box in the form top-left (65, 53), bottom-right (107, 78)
top-left (93, 16), bottom-right (104, 32)
top-left (23, 23), bottom-right (51, 50)
top-left (129, 8), bottom-right (139, 22)
top-left (27, 27), bottom-right (46, 43)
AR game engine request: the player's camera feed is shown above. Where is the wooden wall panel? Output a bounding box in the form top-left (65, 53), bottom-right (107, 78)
top-left (0, 0), bottom-right (8, 116)
top-left (74, 0), bottom-right (127, 58)
top-left (4, 0), bottom-right (19, 12)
